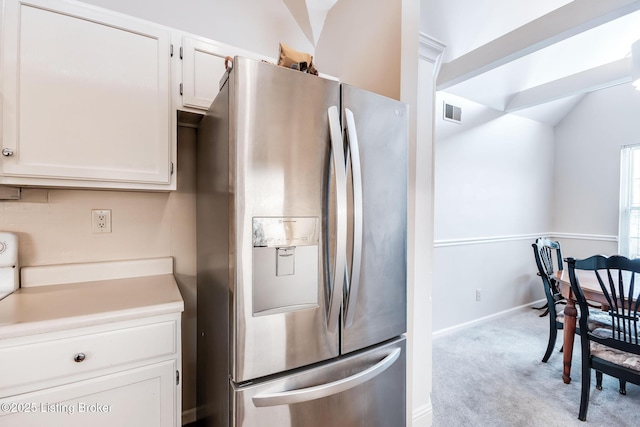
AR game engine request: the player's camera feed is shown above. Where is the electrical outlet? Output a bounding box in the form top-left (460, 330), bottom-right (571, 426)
top-left (476, 289), bottom-right (482, 302)
top-left (92, 209), bottom-right (112, 233)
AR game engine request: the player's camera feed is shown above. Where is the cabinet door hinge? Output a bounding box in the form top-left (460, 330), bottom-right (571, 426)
top-left (180, 46), bottom-right (183, 59)
top-left (179, 83), bottom-right (183, 96)
top-left (176, 370), bottom-right (180, 385)
top-left (170, 162), bottom-right (174, 175)
top-left (170, 44), bottom-right (174, 57)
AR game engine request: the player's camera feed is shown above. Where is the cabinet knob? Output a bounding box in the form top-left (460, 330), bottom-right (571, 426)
top-left (74, 353), bottom-right (86, 363)
top-left (1, 148), bottom-right (13, 157)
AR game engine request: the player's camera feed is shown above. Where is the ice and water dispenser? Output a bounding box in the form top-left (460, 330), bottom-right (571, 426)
top-left (252, 217), bottom-right (319, 315)
top-left (0, 231), bottom-right (19, 301)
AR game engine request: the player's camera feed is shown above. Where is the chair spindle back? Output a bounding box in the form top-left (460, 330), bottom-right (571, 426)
top-left (532, 238), bottom-right (564, 298)
top-left (568, 255), bottom-right (640, 355)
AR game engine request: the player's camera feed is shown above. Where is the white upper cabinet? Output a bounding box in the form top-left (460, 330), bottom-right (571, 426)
top-left (181, 37), bottom-right (230, 111)
top-left (1, 0), bottom-right (174, 189)
top-left (180, 36), bottom-right (274, 112)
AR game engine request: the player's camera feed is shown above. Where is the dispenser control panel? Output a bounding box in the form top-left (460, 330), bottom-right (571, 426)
top-left (252, 217), bottom-right (318, 248)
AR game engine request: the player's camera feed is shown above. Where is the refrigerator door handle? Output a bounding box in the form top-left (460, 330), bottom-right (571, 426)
top-left (343, 108), bottom-right (363, 328)
top-left (251, 348), bottom-right (401, 407)
top-left (327, 106), bottom-right (347, 333)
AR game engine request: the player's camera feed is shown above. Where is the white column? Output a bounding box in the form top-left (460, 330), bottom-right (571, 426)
top-left (410, 32), bottom-right (444, 427)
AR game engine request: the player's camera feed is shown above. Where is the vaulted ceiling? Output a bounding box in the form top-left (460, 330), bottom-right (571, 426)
top-left (422, 0), bottom-right (640, 126)
top-left (282, 0), bottom-right (338, 46)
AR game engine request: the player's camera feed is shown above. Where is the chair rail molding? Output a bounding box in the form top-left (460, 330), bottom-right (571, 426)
top-left (434, 232), bottom-right (618, 248)
top-left (552, 232), bottom-right (618, 242)
top-left (434, 233), bottom-right (547, 248)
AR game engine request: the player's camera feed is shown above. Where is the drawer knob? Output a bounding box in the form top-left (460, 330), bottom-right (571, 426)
top-left (74, 353), bottom-right (86, 363)
top-left (2, 148), bottom-right (14, 157)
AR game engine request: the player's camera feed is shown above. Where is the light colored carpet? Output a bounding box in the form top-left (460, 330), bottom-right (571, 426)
top-left (432, 307), bottom-right (640, 426)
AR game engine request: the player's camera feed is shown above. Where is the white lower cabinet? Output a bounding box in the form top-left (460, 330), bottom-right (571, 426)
top-left (0, 314), bottom-right (181, 426)
top-left (0, 361), bottom-right (176, 427)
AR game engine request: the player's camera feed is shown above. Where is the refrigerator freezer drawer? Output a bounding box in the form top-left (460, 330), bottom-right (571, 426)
top-left (231, 337), bottom-right (405, 427)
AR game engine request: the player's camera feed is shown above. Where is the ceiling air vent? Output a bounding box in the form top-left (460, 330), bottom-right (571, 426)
top-left (443, 102), bottom-right (462, 123)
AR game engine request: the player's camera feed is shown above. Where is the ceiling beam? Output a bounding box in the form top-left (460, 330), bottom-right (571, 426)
top-left (504, 58), bottom-right (632, 112)
top-left (436, 0), bottom-right (640, 90)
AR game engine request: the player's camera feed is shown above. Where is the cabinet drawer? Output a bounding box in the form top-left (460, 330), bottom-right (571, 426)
top-left (0, 321), bottom-right (176, 391)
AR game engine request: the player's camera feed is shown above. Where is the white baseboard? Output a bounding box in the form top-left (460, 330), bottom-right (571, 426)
top-left (432, 299), bottom-right (545, 338)
top-left (413, 403), bottom-right (433, 427)
top-left (182, 407), bottom-right (197, 425)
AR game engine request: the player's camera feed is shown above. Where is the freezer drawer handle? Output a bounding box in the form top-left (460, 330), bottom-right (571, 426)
top-left (251, 348), bottom-right (401, 407)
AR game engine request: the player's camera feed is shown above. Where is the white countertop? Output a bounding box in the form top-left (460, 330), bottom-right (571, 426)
top-left (0, 258), bottom-right (184, 339)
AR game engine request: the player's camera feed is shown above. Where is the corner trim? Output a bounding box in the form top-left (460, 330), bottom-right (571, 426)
top-left (418, 32), bottom-right (446, 77)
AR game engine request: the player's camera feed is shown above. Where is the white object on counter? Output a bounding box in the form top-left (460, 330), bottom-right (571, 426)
top-left (0, 232), bottom-right (18, 301)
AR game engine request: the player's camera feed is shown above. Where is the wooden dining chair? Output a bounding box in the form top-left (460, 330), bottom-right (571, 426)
top-left (531, 238), bottom-right (611, 363)
top-left (532, 238), bottom-right (566, 362)
top-left (567, 255), bottom-right (640, 422)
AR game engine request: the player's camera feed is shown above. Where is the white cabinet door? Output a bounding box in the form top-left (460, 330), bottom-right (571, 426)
top-left (1, 0), bottom-right (173, 188)
top-left (0, 361), bottom-right (177, 427)
top-left (181, 36), bottom-right (275, 111)
top-left (181, 37), bottom-right (229, 110)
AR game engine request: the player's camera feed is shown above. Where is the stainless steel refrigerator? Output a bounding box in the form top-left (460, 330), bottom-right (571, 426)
top-left (196, 56), bottom-right (407, 427)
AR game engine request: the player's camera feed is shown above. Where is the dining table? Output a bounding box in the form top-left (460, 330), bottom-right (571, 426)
top-left (553, 269), bottom-right (610, 384)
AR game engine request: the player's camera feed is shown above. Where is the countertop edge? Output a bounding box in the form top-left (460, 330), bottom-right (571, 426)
top-left (0, 301), bottom-right (184, 340)
top-left (0, 265), bottom-right (186, 340)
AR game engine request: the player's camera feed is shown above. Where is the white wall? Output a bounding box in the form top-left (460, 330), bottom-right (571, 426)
top-left (433, 92), bottom-right (554, 332)
top-left (315, 0), bottom-right (401, 99)
top-left (554, 83), bottom-right (640, 240)
top-left (435, 94), bottom-right (554, 240)
top-left (550, 83), bottom-right (640, 261)
top-left (80, 0), bottom-right (313, 59)
top-left (431, 83), bottom-right (640, 333)
top-left (2, 125), bottom-right (196, 274)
